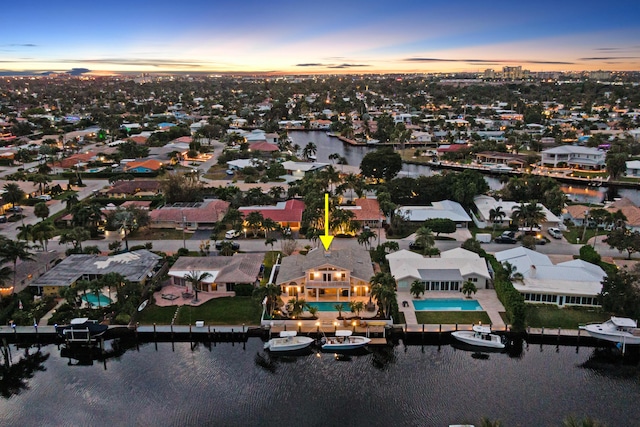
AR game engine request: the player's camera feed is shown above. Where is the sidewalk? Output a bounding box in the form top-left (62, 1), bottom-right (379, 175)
top-left (39, 299), bottom-right (66, 326)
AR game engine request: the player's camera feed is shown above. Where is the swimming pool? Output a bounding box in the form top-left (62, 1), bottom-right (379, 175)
top-left (307, 301), bottom-right (352, 312)
top-left (82, 293), bottom-right (112, 307)
top-left (412, 299), bottom-right (482, 311)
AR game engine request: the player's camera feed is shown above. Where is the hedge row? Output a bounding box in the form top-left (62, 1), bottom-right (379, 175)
top-left (487, 256), bottom-right (526, 332)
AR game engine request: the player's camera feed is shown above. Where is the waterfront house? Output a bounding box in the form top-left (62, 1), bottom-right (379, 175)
top-left (239, 199), bottom-right (305, 231)
top-left (30, 250), bottom-right (161, 297)
top-left (540, 146), bottom-right (605, 170)
top-left (103, 180), bottom-right (162, 198)
top-left (625, 160), bottom-right (640, 177)
top-left (168, 253), bottom-right (264, 295)
top-left (0, 251), bottom-right (62, 296)
top-left (276, 248), bottom-right (374, 302)
top-left (123, 159), bottom-right (163, 173)
top-left (396, 200), bottom-right (471, 228)
top-left (281, 161), bottom-right (328, 179)
top-left (386, 248), bottom-right (491, 292)
top-left (494, 247), bottom-right (605, 307)
top-left (149, 199), bottom-right (229, 230)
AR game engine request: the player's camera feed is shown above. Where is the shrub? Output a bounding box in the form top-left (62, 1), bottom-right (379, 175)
top-left (488, 256), bottom-right (526, 332)
top-left (115, 313), bottom-right (131, 325)
top-left (233, 283), bottom-right (254, 297)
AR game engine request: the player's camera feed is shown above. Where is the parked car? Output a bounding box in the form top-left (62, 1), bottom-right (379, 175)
top-left (7, 206), bottom-right (23, 212)
top-left (494, 235), bottom-right (517, 244)
top-left (225, 230), bottom-right (241, 239)
top-left (215, 241), bottom-right (240, 251)
top-left (409, 241), bottom-right (423, 250)
top-left (36, 194), bottom-right (52, 201)
top-left (0, 215), bottom-right (6, 223)
top-left (548, 227), bottom-right (562, 239)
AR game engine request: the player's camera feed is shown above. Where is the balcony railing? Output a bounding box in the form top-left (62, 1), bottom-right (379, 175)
top-left (305, 280), bottom-right (351, 288)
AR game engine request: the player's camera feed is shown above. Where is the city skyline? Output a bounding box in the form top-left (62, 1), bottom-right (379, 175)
top-left (1, 0), bottom-right (640, 75)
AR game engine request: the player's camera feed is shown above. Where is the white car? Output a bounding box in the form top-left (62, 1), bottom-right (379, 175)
top-left (225, 230), bottom-right (241, 239)
top-left (36, 195), bottom-right (52, 201)
top-left (548, 227), bottom-right (562, 239)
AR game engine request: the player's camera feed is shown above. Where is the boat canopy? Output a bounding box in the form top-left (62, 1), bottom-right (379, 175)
top-left (70, 317), bottom-right (89, 324)
top-left (280, 331), bottom-right (298, 337)
top-left (611, 317), bottom-right (637, 328)
top-left (472, 325), bottom-right (492, 334)
top-left (335, 330), bottom-right (353, 337)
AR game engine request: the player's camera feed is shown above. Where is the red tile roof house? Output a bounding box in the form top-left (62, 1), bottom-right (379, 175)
top-left (149, 199), bottom-right (230, 230)
top-left (338, 198), bottom-right (385, 228)
top-left (123, 159), bottom-right (164, 173)
top-left (239, 199), bottom-right (305, 230)
top-left (249, 140), bottom-right (279, 153)
top-left (55, 152), bottom-right (96, 169)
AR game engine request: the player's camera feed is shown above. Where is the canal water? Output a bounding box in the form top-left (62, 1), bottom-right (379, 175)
top-left (289, 131), bottom-right (640, 205)
top-left (1, 339), bottom-right (638, 427)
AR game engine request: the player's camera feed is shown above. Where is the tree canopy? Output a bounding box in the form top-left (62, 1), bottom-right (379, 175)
top-left (359, 147), bottom-right (402, 182)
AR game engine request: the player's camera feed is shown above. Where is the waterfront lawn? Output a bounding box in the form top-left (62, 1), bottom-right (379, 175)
top-left (176, 297), bottom-right (262, 325)
top-left (415, 311), bottom-right (491, 325)
top-left (525, 304), bottom-right (610, 329)
top-left (137, 305), bottom-right (176, 324)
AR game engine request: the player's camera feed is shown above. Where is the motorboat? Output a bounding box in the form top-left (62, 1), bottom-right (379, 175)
top-left (264, 331), bottom-right (314, 352)
top-left (56, 317), bottom-right (108, 343)
top-left (321, 330), bottom-right (371, 351)
top-left (580, 317), bottom-right (640, 345)
top-left (451, 325), bottom-right (506, 349)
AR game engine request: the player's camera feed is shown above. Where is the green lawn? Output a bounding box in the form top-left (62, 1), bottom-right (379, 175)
top-left (525, 304), bottom-right (610, 329)
top-left (415, 311), bottom-right (491, 325)
top-left (138, 297), bottom-right (263, 325)
top-left (562, 226), bottom-right (598, 244)
top-left (130, 228), bottom-right (192, 240)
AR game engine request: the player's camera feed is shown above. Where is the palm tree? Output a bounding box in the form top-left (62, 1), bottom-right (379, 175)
top-left (410, 280), bottom-right (426, 298)
top-left (562, 416), bottom-right (606, 427)
top-left (60, 285), bottom-right (80, 309)
top-left (64, 193), bottom-right (80, 210)
top-left (511, 202), bottom-right (546, 232)
top-left (30, 174), bottom-right (51, 195)
top-left (217, 240), bottom-right (236, 256)
top-left (183, 270), bottom-right (212, 303)
top-left (33, 202), bottom-right (50, 222)
top-left (308, 305), bottom-right (319, 319)
top-left (89, 280), bottom-right (104, 308)
top-left (370, 272), bottom-right (397, 318)
top-left (357, 229), bottom-right (377, 250)
top-left (75, 279), bottom-right (90, 304)
top-left (59, 227), bottom-right (90, 252)
top-left (114, 210), bottom-right (136, 251)
top-left (488, 206), bottom-right (506, 232)
top-left (462, 280), bottom-right (478, 298)
top-left (253, 283), bottom-right (282, 317)
top-left (415, 226), bottom-right (435, 255)
top-left (32, 222), bottom-right (55, 251)
top-left (334, 303), bottom-right (345, 319)
top-left (16, 224), bottom-right (35, 243)
top-left (262, 218), bottom-right (279, 239)
top-left (245, 211), bottom-right (264, 238)
top-left (302, 142), bottom-right (317, 161)
top-left (0, 239), bottom-right (34, 294)
top-left (268, 186), bottom-right (284, 201)
top-left (0, 266), bottom-right (13, 288)
top-left (3, 182), bottom-right (25, 210)
top-left (349, 301), bottom-right (365, 317)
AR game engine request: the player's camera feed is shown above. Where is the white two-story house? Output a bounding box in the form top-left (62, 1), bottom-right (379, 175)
top-left (540, 146), bottom-right (605, 170)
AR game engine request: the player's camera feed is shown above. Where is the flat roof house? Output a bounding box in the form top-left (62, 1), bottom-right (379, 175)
top-left (396, 200), bottom-right (471, 228)
top-left (387, 248), bottom-right (491, 292)
top-left (495, 247), bottom-right (606, 307)
top-left (541, 146), bottom-right (605, 170)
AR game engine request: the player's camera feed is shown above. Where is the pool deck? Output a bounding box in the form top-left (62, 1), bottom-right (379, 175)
top-left (398, 289), bottom-right (506, 329)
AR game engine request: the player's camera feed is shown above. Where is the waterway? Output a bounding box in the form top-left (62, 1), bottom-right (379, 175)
top-left (289, 131), bottom-right (640, 205)
top-left (0, 339), bottom-right (638, 426)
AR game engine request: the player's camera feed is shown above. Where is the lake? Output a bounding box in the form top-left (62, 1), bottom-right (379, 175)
top-left (1, 339), bottom-right (638, 427)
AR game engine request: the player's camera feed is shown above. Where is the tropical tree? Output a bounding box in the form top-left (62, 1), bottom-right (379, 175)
top-left (183, 270), bottom-right (212, 302)
top-left (30, 174), bottom-right (51, 195)
top-left (114, 210), bottom-right (136, 251)
top-left (245, 211), bottom-right (264, 238)
top-left (334, 303), bottom-right (345, 319)
top-left (217, 240), bottom-right (237, 256)
top-left (349, 301), bottom-right (365, 317)
top-left (0, 239), bottom-right (34, 294)
top-left (308, 305), bottom-right (319, 319)
top-left (16, 224), bottom-right (34, 243)
top-left (488, 206), bottom-right (506, 232)
top-left (410, 280), bottom-right (426, 299)
top-left (462, 280), bottom-right (478, 298)
top-left (302, 142), bottom-right (317, 161)
top-left (253, 283), bottom-right (282, 317)
top-left (2, 183), bottom-right (25, 210)
top-left (414, 226), bottom-right (436, 255)
top-left (64, 193), bottom-right (80, 210)
top-left (89, 280), bottom-right (104, 308)
top-left (370, 272), bottom-right (397, 318)
top-left (59, 227), bottom-right (91, 253)
top-left (357, 229), bottom-right (377, 250)
top-left (511, 202), bottom-right (546, 232)
top-left (33, 202), bottom-right (50, 222)
top-left (0, 266), bottom-right (13, 288)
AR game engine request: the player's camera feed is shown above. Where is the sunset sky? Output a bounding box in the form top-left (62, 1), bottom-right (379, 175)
top-left (2, 0), bottom-right (640, 75)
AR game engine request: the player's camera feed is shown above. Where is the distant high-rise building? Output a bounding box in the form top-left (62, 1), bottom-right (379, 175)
top-left (502, 66), bottom-right (523, 80)
top-left (484, 69), bottom-right (495, 79)
top-left (588, 70), bottom-right (611, 81)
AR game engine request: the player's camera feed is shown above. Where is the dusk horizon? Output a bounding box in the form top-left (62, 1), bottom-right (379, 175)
top-left (2, 0), bottom-right (640, 75)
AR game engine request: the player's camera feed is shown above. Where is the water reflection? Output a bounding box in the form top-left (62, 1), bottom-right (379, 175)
top-left (59, 338), bottom-right (137, 369)
top-left (0, 344), bottom-right (49, 398)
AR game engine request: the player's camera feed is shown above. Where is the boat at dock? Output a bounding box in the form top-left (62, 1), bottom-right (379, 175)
top-left (264, 331), bottom-right (314, 352)
top-left (580, 317), bottom-right (640, 345)
top-left (56, 318), bottom-right (108, 344)
top-left (321, 330), bottom-right (371, 351)
top-left (451, 325), bottom-right (506, 349)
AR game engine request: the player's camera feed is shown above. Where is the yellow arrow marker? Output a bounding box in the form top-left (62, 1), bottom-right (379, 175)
top-left (319, 193), bottom-right (334, 251)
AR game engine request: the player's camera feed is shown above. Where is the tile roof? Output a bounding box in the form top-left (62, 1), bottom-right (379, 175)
top-left (105, 180), bottom-right (161, 195)
top-left (169, 253), bottom-right (264, 284)
top-left (124, 159), bottom-right (163, 171)
top-left (277, 248), bottom-right (373, 284)
top-left (338, 198), bottom-right (384, 222)
top-left (250, 141), bottom-right (279, 152)
top-left (239, 199), bottom-right (305, 223)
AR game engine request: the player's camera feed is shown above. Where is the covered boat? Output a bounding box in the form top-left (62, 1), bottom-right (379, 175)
top-left (56, 318), bottom-right (108, 343)
top-left (580, 317), bottom-right (640, 345)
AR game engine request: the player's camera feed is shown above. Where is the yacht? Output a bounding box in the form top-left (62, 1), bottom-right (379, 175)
top-left (451, 325), bottom-right (506, 349)
top-left (580, 317), bottom-right (640, 345)
top-left (321, 330), bottom-right (371, 351)
top-left (264, 331), bottom-right (314, 352)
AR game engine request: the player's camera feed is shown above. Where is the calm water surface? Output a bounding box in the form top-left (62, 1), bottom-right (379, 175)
top-left (1, 339), bottom-right (639, 427)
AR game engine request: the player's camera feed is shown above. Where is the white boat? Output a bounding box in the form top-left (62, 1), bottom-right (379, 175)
top-left (489, 164), bottom-right (513, 173)
top-left (321, 330), bottom-right (371, 351)
top-left (264, 331), bottom-right (314, 352)
top-left (451, 325), bottom-right (506, 349)
top-left (580, 317), bottom-right (640, 345)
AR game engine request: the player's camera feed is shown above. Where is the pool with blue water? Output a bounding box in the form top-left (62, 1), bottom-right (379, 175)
top-left (412, 299), bottom-right (482, 311)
